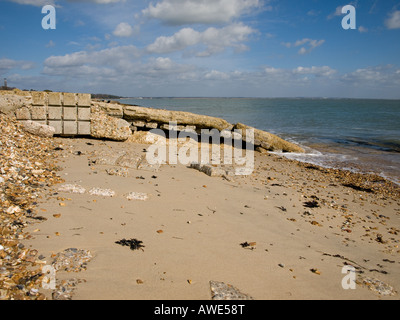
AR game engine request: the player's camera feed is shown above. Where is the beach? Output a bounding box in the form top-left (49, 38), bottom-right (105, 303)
top-left (20, 135), bottom-right (400, 300)
top-left (1, 94), bottom-right (400, 301)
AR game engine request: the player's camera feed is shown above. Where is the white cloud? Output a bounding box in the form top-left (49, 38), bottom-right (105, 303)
top-left (6, 0), bottom-right (55, 6)
top-left (43, 45), bottom-right (141, 75)
top-left (142, 0), bottom-right (261, 25)
top-left (293, 66), bottom-right (336, 77)
top-left (113, 22), bottom-right (134, 37)
top-left (45, 40), bottom-right (56, 48)
top-left (327, 6), bottom-right (344, 20)
top-left (341, 65), bottom-right (400, 86)
top-left (0, 58), bottom-right (35, 75)
top-left (385, 10), bottom-right (400, 30)
top-left (147, 23), bottom-right (256, 56)
top-left (282, 38), bottom-right (325, 55)
top-left (358, 26), bottom-right (368, 33)
top-left (6, 0), bottom-right (124, 5)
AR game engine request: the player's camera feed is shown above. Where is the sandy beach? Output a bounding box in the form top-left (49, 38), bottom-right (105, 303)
top-left (20, 135), bottom-right (400, 300)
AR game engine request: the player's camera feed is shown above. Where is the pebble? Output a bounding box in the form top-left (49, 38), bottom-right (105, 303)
top-left (0, 114), bottom-right (64, 300)
top-left (210, 281), bottom-right (254, 300)
top-left (58, 184), bottom-right (86, 194)
top-left (125, 192), bottom-right (149, 201)
top-left (88, 188), bottom-right (116, 197)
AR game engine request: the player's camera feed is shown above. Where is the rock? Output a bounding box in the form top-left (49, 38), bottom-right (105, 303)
top-left (0, 93), bottom-right (30, 116)
top-left (234, 123), bottom-right (305, 153)
top-left (210, 281), bottom-right (254, 300)
top-left (52, 248), bottom-right (92, 272)
top-left (91, 106), bottom-right (131, 141)
top-left (94, 102), bottom-right (123, 118)
top-left (88, 188), bottom-right (116, 197)
top-left (123, 105), bottom-right (233, 131)
top-left (21, 120), bottom-right (55, 138)
top-left (125, 192), bottom-right (149, 201)
top-left (358, 276), bottom-right (397, 296)
top-left (58, 184), bottom-right (86, 194)
top-left (190, 163), bottom-right (235, 180)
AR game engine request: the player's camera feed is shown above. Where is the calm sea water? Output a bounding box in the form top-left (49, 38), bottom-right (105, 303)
top-left (118, 98), bottom-right (400, 184)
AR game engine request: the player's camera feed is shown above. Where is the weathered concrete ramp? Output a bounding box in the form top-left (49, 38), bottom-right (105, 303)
top-left (234, 123), bottom-right (305, 153)
top-left (124, 105), bottom-right (233, 132)
top-left (1, 89), bottom-right (305, 153)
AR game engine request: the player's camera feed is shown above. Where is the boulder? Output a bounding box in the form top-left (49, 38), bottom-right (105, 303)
top-left (21, 120), bottom-right (55, 138)
top-left (234, 123), bottom-right (305, 153)
top-left (123, 105), bottom-right (233, 132)
top-left (90, 106), bottom-right (131, 141)
top-left (0, 93), bottom-right (31, 116)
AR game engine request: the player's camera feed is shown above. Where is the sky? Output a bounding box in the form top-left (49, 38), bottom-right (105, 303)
top-left (0, 0), bottom-right (400, 98)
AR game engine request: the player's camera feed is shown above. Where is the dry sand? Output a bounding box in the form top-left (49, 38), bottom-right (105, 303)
top-left (23, 137), bottom-right (400, 300)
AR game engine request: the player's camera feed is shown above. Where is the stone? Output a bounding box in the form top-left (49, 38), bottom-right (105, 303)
top-left (21, 120), bottom-right (55, 138)
top-left (358, 276), bottom-right (397, 296)
top-left (63, 121), bottom-right (78, 135)
top-left (88, 188), bottom-right (115, 197)
top-left (115, 152), bottom-right (142, 169)
top-left (126, 192), bottom-right (149, 201)
top-left (48, 121), bottom-right (63, 135)
top-left (63, 107), bottom-right (77, 121)
top-left (78, 107), bottom-right (91, 121)
top-left (190, 163), bottom-right (234, 179)
top-left (123, 105), bottom-right (233, 131)
top-left (58, 184), bottom-right (86, 194)
top-left (78, 121), bottom-right (91, 135)
top-left (48, 106), bottom-right (62, 120)
top-left (15, 107), bottom-right (31, 120)
top-left (91, 106), bottom-right (132, 141)
top-left (132, 120), bottom-right (146, 128)
top-left (31, 92), bottom-right (46, 106)
top-left (77, 93), bottom-right (91, 107)
top-left (96, 102), bottom-right (123, 118)
top-left (48, 92), bottom-right (62, 106)
top-left (0, 94), bottom-right (28, 116)
top-left (146, 122), bottom-right (158, 129)
top-left (52, 248), bottom-right (92, 272)
top-left (31, 106), bottom-right (47, 120)
top-left (63, 93), bottom-right (76, 106)
top-left (234, 123), bottom-right (305, 153)
top-left (210, 281), bottom-right (254, 300)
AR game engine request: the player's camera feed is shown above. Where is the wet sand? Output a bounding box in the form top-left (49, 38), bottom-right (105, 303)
top-left (23, 137), bottom-right (400, 300)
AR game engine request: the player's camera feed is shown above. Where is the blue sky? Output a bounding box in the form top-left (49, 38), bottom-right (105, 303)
top-left (1, 0), bottom-right (400, 98)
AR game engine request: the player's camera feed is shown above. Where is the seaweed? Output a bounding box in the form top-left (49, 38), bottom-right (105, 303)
top-left (115, 238), bottom-right (145, 251)
top-left (303, 200), bottom-right (320, 208)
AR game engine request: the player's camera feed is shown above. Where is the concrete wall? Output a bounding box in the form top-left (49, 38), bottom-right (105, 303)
top-left (15, 91), bottom-right (91, 136)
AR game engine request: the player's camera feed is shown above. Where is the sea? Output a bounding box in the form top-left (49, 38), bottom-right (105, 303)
top-left (117, 97), bottom-right (400, 185)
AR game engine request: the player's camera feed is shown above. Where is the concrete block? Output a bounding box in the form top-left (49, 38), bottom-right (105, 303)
top-left (48, 121), bottom-right (63, 135)
top-left (132, 121), bottom-right (146, 128)
top-left (48, 92), bottom-right (62, 106)
top-left (146, 122), bottom-right (158, 129)
top-left (78, 121), bottom-right (91, 135)
top-left (48, 106), bottom-right (63, 120)
top-left (31, 92), bottom-right (46, 106)
top-left (31, 106), bottom-right (47, 120)
top-left (16, 107), bottom-right (31, 120)
top-left (63, 107), bottom-right (77, 121)
top-left (77, 93), bottom-right (91, 107)
top-left (63, 93), bottom-right (76, 106)
top-left (63, 121), bottom-right (78, 135)
top-left (78, 107), bottom-right (91, 121)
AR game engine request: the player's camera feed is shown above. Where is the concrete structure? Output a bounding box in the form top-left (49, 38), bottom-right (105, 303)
top-left (14, 91), bottom-right (92, 136)
top-left (4, 89), bottom-right (305, 152)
